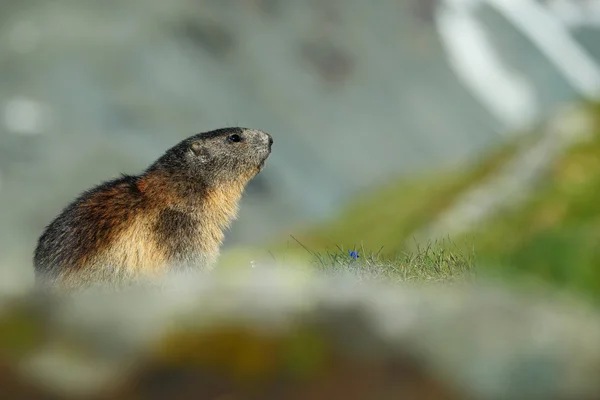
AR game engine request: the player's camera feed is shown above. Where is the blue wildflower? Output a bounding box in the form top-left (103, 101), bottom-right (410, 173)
top-left (348, 250), bottom-right (359, 260)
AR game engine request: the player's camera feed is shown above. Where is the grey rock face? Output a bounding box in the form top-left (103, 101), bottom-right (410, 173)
top-left (2, 0), bottom-right (600, 289)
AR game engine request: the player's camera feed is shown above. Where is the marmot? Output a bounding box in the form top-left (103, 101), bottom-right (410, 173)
top-left (33, 127), bottom-right (273, 291)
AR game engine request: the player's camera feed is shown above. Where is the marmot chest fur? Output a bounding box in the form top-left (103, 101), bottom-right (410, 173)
top-left (34, 127), bottom-right (273, 290)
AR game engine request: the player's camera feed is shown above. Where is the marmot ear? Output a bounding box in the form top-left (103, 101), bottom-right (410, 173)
top-left (191, 142), bottom-right (210, 162)
top-left (191, 141), bottom-right (202, 155)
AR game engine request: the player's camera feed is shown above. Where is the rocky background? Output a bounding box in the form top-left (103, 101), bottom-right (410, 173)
top-left (2, 2), bottom-right (600, 398)
top-left (3, 0), bottom-right (600, 291)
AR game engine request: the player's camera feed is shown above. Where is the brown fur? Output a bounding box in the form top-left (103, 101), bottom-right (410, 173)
top-left (34, 127), bottom-right (273, 292)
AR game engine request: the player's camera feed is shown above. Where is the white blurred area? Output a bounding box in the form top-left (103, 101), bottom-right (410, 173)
top-left (545, 0), bottom-right (600, 26)
top-left (435, 0), bottom-right (600, 132)
top-left (3, 97), bottom-right (49, 135)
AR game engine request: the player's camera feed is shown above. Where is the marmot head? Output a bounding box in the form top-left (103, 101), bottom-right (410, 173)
top-left (149, 127), bottom-right (273, 187)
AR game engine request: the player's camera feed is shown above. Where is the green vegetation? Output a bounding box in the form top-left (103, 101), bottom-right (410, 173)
top-left (219, 239), bottom-right (475, 286)
top-left (291, 240), bottom-right (475, 284)
top-left (231, 101), bottom-right (600, 302)
top-left (271, 135), bottom-right (528, 258)
top-left (465, 103), bottom-right (600, 299)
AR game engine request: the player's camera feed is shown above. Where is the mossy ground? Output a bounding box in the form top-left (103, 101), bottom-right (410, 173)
top-left (221, 101), bottom-right (600, 302)
top-left (462, 102), bottom-right (600, 300)
top-left (273, 137), bottom-right (525, 259)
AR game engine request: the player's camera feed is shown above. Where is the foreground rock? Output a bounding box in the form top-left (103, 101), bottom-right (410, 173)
top-left (0, 267), bottom-right (599, 399)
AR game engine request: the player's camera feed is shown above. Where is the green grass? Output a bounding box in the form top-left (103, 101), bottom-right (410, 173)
top-left (292, 239), bottom-right (476, 284)
top-left (239, 101), bottom-right (600, 302)
top-left (269, 135), bottom-right (527, 259)
top-left (219, 237), bottom-right (476, 286)
top-left (460, 102), bottom-right (600, 299)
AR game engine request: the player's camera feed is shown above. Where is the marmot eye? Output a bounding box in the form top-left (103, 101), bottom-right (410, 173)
top-left (228, 134), bottom-right (242, 143)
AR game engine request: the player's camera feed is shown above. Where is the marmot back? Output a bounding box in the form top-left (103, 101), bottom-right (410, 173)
top-left (34, 127), bottom-right (273, 291)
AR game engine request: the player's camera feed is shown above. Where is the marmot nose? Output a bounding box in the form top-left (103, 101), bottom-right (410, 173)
top-left (266, 133), bottom-right (273, 149)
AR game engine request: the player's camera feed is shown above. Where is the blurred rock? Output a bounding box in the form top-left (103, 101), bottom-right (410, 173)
top-left (0, 267), bottom-right (598, 399)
